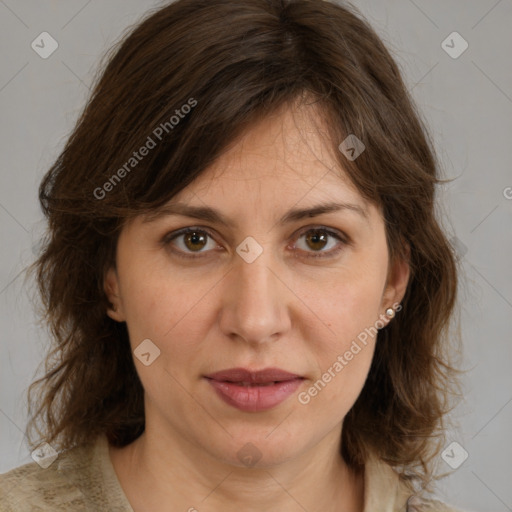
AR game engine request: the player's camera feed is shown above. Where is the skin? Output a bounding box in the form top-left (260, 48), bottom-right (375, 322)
top-left (104, 102), bottom-right (410, 512)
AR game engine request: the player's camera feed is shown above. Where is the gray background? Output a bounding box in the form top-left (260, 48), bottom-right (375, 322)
top-left (0, 1), bottom-right (511, 511)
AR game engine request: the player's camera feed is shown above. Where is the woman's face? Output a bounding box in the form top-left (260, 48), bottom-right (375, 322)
top-left (105, 104), bottom-right (409, 468)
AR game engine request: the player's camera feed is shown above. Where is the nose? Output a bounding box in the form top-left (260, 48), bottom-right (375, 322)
top-left (218, 248), bottom-right (292, 346)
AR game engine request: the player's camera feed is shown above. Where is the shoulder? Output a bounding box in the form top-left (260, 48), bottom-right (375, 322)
top-left (0, 435), bottom-right (128, 512)
top-left (0, 447), bottom-right (89, 511)
top-left (363, 452), bottom-right (468, 512)
top-left (405, 495), bottom-right (466, 511)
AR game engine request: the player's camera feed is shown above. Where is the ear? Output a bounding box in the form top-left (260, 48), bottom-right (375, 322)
top-left (104, 266), bottom-right (126, 322)
top-left (380, 243), bottom-right (410, 322)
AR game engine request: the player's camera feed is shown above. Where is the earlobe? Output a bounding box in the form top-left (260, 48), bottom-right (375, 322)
top-left (104, 266), bottom-right (125, 322)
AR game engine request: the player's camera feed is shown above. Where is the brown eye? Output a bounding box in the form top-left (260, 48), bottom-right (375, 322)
top-left (183, 231), bottom-right (208, 252)
top-left (294, 227), bottom-right (347, 259)
top-left (304, 230), bottom-right (329, 251)
top-left (164, 228), bottom-right (218, 258)
top-left (163, 225), bottom-right (348, 261)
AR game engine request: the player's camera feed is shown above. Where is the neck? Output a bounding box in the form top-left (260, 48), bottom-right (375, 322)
top-left (109, 425), bottom-right (364, 512)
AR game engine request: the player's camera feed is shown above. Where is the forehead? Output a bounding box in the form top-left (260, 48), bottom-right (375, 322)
top-left (181, 102), bottom-right (361, 200)
top-left (136, 102), bottom-right (383, 230)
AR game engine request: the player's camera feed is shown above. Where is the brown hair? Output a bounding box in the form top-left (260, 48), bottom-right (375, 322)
top-left (26, 0), bottom-right (461, 492)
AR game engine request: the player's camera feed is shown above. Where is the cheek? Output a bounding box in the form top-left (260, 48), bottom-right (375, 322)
top-left (301, 260), bottom-right (387, 347)
top-left (292, 261), bottom-right (386, 405)
top-left (118, 260), bottom-right (219, 353)
top-left (296, 283), bottom-right (380, 418)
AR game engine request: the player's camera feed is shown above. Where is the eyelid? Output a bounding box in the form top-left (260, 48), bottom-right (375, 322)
top-left (162, 224), bottom-right (350, 259)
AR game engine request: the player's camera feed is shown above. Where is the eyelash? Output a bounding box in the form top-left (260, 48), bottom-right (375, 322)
top-left (161, 226), bottom-right (349, 260)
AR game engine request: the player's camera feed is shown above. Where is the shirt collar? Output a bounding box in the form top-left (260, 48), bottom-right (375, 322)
top-left (363, 452), bottom-right (412, 511)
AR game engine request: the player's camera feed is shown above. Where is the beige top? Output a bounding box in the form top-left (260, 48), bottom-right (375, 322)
top-left (0, 434), bottom-right (463, 511)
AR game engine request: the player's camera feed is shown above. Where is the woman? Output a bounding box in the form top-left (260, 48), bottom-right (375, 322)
top-left (0, 0), bottom-right (465, 510)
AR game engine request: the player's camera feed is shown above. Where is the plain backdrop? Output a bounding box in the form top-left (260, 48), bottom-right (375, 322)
top-left (0, 1), bottom-right (511, 511)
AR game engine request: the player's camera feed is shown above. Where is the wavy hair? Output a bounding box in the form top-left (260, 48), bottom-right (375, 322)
top-left (25, 0), bottom-right (461, 493)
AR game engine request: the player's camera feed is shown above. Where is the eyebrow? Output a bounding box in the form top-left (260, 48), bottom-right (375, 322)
top-left (142, 201), bottom-right (369, 226)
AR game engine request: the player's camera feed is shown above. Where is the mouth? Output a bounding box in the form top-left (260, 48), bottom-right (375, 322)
top-left (204, 367), bottom-right (304, 384)
top-left (203, 367), bottom-right (305, 412)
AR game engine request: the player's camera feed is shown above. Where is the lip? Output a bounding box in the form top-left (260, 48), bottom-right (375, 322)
top-left (204, 367), bottom-right (302, 384)
top-left (204, 367), bottom-right (304, 412)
